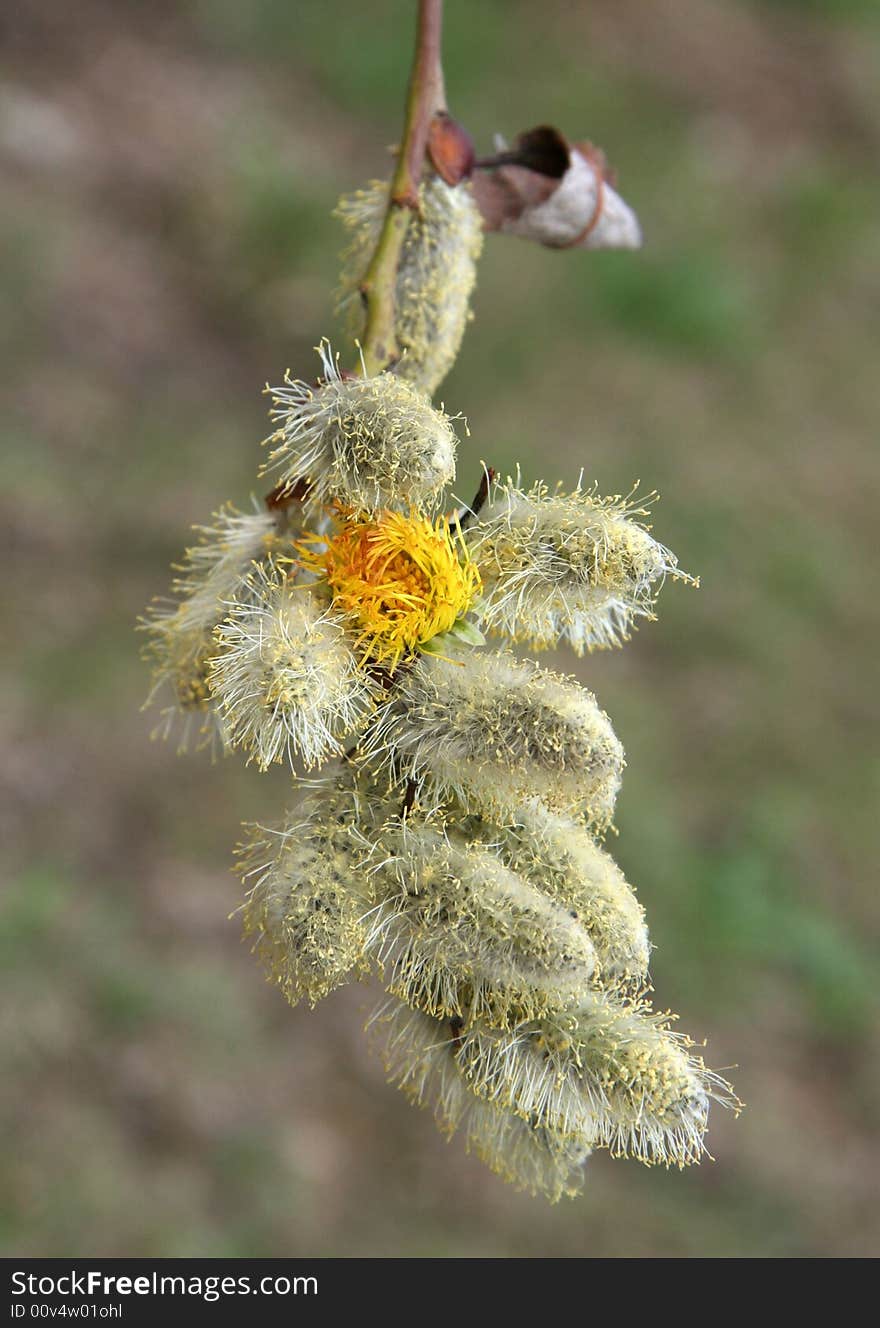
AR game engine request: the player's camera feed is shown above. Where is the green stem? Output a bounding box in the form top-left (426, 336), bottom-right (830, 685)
top-left (358, 0), bottom-right (446, 375)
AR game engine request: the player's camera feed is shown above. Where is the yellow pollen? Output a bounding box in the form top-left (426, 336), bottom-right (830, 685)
top-left (298, 510), bottom-right (481, 667)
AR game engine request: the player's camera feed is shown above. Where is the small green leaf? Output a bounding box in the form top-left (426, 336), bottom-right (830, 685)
top-left (448, 617), bottom-right (486, 646)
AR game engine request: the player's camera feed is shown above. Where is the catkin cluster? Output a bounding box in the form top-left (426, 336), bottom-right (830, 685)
top-left (141, 158), bottom-right (737, 1200)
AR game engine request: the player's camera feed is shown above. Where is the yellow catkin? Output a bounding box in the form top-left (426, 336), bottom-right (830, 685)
top-left (297, 509), bottom-right (480, 668)
top-left (336, 177), bottom-right (484, 396)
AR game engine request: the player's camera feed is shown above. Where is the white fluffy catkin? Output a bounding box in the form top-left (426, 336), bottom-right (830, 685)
top-left (262, 342), bottom-right (458, 515)
top-left (465, 478), bottom-right (694, 653)
top-left (141, 504), bottom-right (286, 752)
top-left (454, 994), bottom-right (736, 1167)
top-left (336, 177), bottom-right (484, 397)
top-left (469, 801), bottom-right (650, 987)
top-left (364, 824), bottom-right (598, 1026)
top-left (209, 565), bottom-right (376, 771)
top-left (376, 999), bottom-right (594, 1201)
top-left (366, 649), bottom-right (624, 827)
top-left (238, 783), bottom-right (374, 1008)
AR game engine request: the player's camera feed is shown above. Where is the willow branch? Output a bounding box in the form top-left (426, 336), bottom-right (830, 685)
top-left (358, 0), bottom-right (446, 376)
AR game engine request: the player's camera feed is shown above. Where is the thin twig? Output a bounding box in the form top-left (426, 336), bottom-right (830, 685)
top-left (358, 0), bottom-right (447, 375)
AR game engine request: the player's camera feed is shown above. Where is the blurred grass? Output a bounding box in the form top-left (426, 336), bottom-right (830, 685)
top-left (1, 0), bottom-right (879, 1257)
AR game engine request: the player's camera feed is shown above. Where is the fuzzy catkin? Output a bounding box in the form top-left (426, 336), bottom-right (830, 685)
top-left (454, 994), bottom-right (731, 1166)
top-left (141, 505), bottom-right (287, 751)
top-left (263, 343), bottom-right (458, 516)
top-left (377, 1000), bottom-right (593, 1201)
top-left (337, 177), bottom-right (484, 397)
top-left (470, 801), bottom-right (650, 987)
top-left (239, 787), bottom-right (374, 1008)
top-left (209, 567), bottom-right (376, 771)
top-left (365, 824), bottom-right (598, 1026)
top-left (465, 478), bottom-right (693, 653)
top-left (367, 649), bottom-right (624, 826)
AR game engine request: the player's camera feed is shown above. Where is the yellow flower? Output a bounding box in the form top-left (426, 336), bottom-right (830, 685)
top-left (298, 509), bottom-right (481, 668)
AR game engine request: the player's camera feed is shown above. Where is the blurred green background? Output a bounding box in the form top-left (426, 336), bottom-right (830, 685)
top-left (2, 0), bottom-right (878, 1257)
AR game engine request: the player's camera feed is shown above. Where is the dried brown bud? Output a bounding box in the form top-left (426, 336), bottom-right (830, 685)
top-left (492, 125), bottom-right (570, 178)
top-left (427, 111), bottom-right (476, 186)
top-left (471, 124), bottom-right (642, 251)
